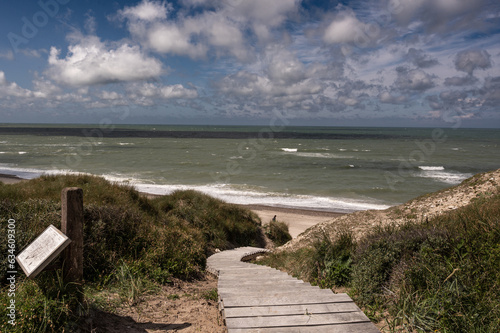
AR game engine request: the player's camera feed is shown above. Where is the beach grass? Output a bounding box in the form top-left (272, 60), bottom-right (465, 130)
top-left (0, 174), bottom-right (264, 332)
top-left (257, 191), bottom-right (500, 332)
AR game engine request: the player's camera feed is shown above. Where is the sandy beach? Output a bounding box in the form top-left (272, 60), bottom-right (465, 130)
top-left (244, 204), bottom-right (344, 238)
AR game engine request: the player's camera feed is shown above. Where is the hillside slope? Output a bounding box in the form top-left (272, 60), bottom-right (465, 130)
top-left (281, 168), bottom-right (500, 252)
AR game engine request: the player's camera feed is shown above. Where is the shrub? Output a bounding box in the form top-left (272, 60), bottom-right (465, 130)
top-left (265, 220), bottom-right (292, 246)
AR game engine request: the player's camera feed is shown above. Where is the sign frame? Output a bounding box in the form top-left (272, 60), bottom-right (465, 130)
top-left (16, 225), bottom-right (71, 278)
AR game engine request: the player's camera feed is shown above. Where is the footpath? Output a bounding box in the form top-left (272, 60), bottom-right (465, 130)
top-left (207, 247), bottom-right (380, 333)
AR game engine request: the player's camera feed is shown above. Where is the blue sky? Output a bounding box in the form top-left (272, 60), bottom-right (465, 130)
top-left (1, 0), bottom-right (500, 127)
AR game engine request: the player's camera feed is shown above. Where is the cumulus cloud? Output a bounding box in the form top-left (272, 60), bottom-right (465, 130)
top-left (323, 12), bottom-right (370, 44)
top-left (265, 47), bottom-right (306, 84)
top-left (118, 0), bottom-right (298, 61)
top-left (406, 48), bottom-right (438, 68)
top-left (454, 49), bottom-right (492, 75)
top-left (0, 71), bottom-right (32, 98)
top-left (46, 35), bottom-right (163, 86)
top-left (394, 67), bottom-right (435, 91)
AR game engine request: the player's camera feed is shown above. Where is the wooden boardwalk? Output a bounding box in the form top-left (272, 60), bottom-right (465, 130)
top-left (207, 247), bottom-right (380, 333)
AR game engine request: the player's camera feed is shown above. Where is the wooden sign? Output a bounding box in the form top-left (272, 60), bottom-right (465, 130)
top-left (16, 225), bottom-right (71, 278)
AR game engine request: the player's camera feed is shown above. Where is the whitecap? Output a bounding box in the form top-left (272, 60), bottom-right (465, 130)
top-left (281, 148), bottom-right (298, 152)
top-left (417, 168), bottom-right (472, 184)
top-left (418, 166), bottom-right (445, 171)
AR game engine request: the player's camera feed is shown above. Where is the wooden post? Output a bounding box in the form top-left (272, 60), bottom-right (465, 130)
top-left (61, 187), bottom-right (83, 298)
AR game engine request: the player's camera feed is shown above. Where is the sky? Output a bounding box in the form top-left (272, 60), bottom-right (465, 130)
top-left (1, 0), bottom-right (500, 127)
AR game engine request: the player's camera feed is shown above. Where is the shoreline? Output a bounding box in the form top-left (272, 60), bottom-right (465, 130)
top-left (0, 173), bottom-right (26, 184)
top-left (1, 174), bottom-right (345, 238)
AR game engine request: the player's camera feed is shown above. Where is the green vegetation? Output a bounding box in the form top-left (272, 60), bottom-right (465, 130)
top-left (264, 220), bottom-right (292, 246)
top-left (0, 175), bottom-right (264, 332)
top-left (258, 192), bottom-right (500, 332)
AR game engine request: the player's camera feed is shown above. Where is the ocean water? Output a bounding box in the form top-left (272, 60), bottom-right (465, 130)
top-left (0, 125), bottom-right (499, 213)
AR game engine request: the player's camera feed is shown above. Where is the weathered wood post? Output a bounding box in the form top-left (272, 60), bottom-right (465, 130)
top-left (61, 187), bottom-right (83, 300)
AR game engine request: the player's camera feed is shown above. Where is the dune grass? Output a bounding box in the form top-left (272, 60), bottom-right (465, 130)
top-left (0, 174), bottom-right (264, 332)
top-left (258, 192), bottom-right (500, 332)
top-left (264, 220), bottom-right (292, 247)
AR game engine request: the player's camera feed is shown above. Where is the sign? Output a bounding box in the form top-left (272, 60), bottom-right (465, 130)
top-left (16, 225), bottom-right (71, 278)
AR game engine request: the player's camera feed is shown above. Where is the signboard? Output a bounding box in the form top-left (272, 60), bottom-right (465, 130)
top-left (16, 225), bottom-right (71, 278)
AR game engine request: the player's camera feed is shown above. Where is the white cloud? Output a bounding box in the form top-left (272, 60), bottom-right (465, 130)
top-left (323, 12), bottom-right (368, 44)
top-left (47, 35), bottom-right (163, 86)
top-left (118, 0), bottom-right (169, 22)
top-left (129, 82), bottom-right (198, 100)
top-left (265, 47), bottom-right (306, 84)
top-left (0, 71), bottom-right (32, 98)
top-left (118, 0), bottom-right (298, 61)
top-left (147, 23), bottom-right (207, 58)
top-left (160, 84), bottom-right (198, 99)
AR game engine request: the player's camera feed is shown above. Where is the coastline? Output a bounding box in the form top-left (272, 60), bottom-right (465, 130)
top-left (0, 173), bottom-right (25, 184)
top-left (0, 174), bottom-right (344, 238)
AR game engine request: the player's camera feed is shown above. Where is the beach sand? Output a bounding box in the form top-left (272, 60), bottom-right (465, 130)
top-left (244, 205), bottom-right (344, 238)
top-left (0, 174), bottom-right (25, 184)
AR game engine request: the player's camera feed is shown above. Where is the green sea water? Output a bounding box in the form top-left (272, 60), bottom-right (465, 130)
top-left (1, 125), bottom-right (499, 212)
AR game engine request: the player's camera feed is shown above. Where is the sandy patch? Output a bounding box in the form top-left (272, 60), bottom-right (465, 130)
top-left (86, 274), bottom-right (224, 333)
top-left (244, 204), bottom-right (344, 238)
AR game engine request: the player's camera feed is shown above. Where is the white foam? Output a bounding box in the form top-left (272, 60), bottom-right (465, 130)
top-left (292, 152), bottom-right (353, 159)
top-left (418, 166), bottom-right (445, 171)
top-left (18, 152), bottom-right (27, 155)
top-left (133, 182), bottom-right (390, 213)
top-left (417, 169), bottom-right (472, 184)
top-left (281, 148), bottom-right (298, 152)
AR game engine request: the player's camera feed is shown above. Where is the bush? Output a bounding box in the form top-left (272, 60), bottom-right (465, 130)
top-left (265, 220), bottom-right (292, 246)
top-left (311, 231), bottom-right (355, 288)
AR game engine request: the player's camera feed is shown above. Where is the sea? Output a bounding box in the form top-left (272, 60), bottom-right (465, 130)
top-left (0, 124), bottom-right (499, 213)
